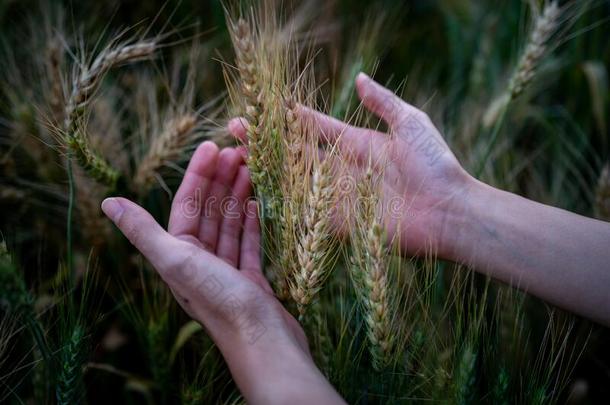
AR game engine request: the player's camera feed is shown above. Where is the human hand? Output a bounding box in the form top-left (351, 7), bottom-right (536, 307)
top-left (229, 73), bottom-right (475, 258)
top-left (101, 142), bottom-right (343, 404)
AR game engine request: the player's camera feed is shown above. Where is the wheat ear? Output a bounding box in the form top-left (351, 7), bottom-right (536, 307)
top-left (291, 159), bottom-right (335, 316)
top-left (56, 325), bottom-right (85, 405)
top-left (133, 114), bottom-right (198, 193)
top-left (147, 314), bottom-right (171, 394)
top-left (274, 97), bottom-right (307, 298)
top-left (508, 2), bottom-right (561, 98)
top-left (363, 221), bottom-right (393, 370)
top-left (484, 2), bottom-right (561, 127)
top-left (231, 19), bottom-right (267, 191)
top-left (64, 40), bottom-right (156, 187)
top-left (350, 167), bottom-right (393, 370)
top-left (46, 36), bottom-right (65, 123)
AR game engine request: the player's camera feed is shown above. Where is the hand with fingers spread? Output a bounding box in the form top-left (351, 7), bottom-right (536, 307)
top-left (229, 72), bottom-right (610, 327)
top-left (229, 72), bottom-right (472, 257)
top-left (101, 142), bottom-right (344, 404)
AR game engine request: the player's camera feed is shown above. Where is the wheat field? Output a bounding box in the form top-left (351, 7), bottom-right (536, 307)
top-left (1, 0), bottom-right (609, 403)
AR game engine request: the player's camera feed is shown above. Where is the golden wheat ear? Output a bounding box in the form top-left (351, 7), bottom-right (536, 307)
top-left (348, 164), bottom-right (394, 371)
top-left (483, 1), bottom-right (563, 128)
top-left (60, 36), bottom-right (158, 188)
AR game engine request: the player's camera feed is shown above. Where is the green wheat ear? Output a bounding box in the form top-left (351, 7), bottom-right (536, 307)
top-left (0, 242), bottom-right (31, 313)
top-left (56, 324), bottom-right (86, 405)
top-left (147, 313), bottom-right (171, 395)
top-left (67, 133), bottom-right (119, 188)
top-left (0, 241), bottom-right (52, 361)
top-left (454, 345), bottom-right (477, 404)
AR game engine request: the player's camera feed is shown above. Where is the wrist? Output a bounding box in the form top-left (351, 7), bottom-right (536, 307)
top-left (209, 298), bottom-right (343, 404)
top-left (434, 174), bottom-right (495, 262)
top-left (223, 329), bottom-right (338, 404)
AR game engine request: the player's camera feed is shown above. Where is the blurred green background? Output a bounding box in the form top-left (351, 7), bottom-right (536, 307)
top-left (1, 0), bottom-right (609, 403)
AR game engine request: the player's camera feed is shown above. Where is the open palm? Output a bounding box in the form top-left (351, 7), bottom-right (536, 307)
top-left (101, 141), bottom-right (308, 354)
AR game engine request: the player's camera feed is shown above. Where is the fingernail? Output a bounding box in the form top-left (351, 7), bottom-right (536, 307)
top-left (101, 198), bottom-right (124, 223)
top-left (228, 117), bottom-right (247, 131)
top-left (356, 73), bottom-right (372, 97)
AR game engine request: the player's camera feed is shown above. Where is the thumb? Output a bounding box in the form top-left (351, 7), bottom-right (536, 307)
top-left (101, 197), bottom-right (177, 269)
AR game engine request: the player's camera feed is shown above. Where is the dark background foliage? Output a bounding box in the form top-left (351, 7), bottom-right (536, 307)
top-left (1, 0), bottom-right (609, 403)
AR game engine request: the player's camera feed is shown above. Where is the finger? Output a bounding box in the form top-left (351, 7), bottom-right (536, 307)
top-left (216, 165), bottom-right (252, 267)
top-left (235, 145), bottom-right (248, 160)
top-left (228, 117), bottom-right (249, 143)
top-left (298, 105), bottom-right (352, 144)
top-left (356, 72), bottom-right (421, 133)
top-left (198, 147), bottom-right (243, 251)
top-left (169, 141), bottom-right (219, 238)
top-left (102, 197), bottom-right (179, 270)
top-left (298, 105), bottom-right (387, 163)
top-left (240, 200), bottom-right (261, 275)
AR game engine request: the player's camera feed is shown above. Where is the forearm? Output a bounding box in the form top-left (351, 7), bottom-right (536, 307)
top-left (440, 179), bottom-right (610, 325)
top-left (214, 325), bottom-right (344, 404)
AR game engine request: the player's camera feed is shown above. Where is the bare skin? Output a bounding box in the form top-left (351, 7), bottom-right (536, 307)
top-left (103, 72), bottom-right (610, 402)
top-left (239, 72), bottom-right (610, 327)
top-left (340, 73), bottom-right (610, 327)
top-left (101, 143), bottom-right (344, 405)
